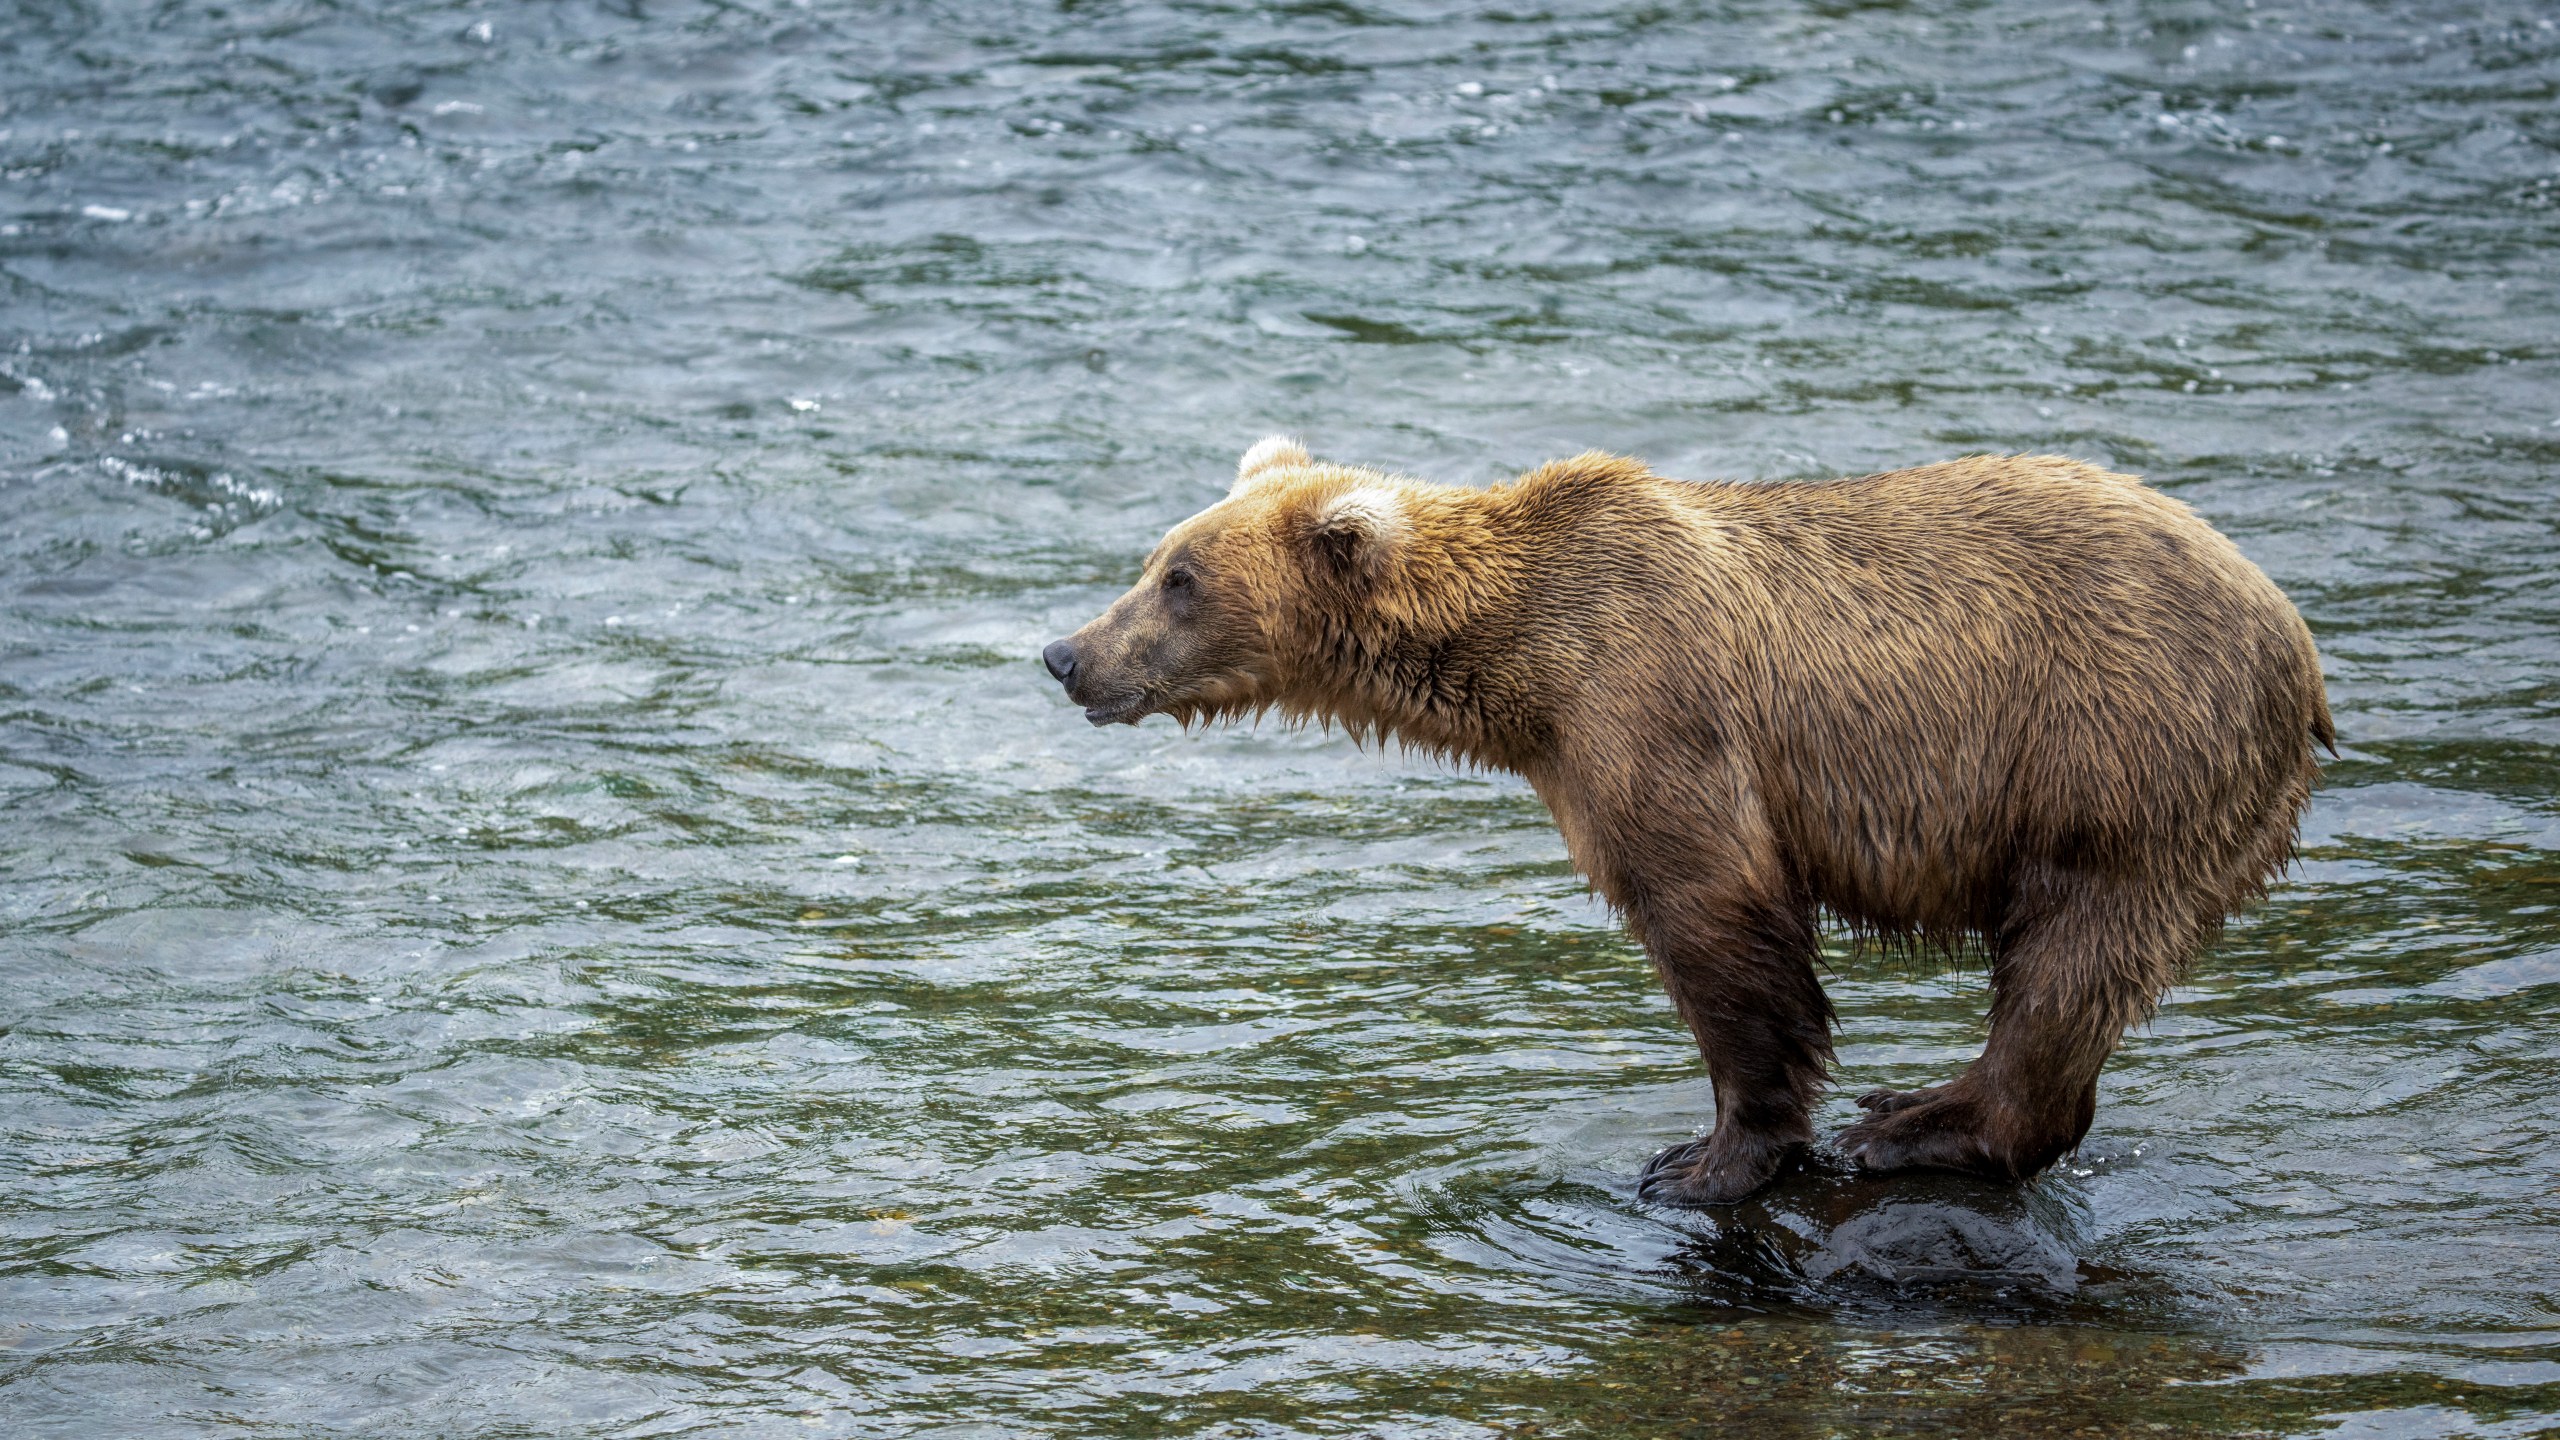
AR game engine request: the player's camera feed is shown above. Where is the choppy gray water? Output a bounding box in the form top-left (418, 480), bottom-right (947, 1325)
top-left (3, 2), bottom-right (2557, 1435)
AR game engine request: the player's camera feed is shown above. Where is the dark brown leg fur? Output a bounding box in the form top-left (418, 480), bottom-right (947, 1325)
top-left (1632, 885), bottom-right (1835, 1205)
top-left (1838, 868), bottom-right (2201, 1182)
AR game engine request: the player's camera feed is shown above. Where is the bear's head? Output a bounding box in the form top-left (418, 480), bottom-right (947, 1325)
top-left (1041, 437), bottom-right (1407, 727)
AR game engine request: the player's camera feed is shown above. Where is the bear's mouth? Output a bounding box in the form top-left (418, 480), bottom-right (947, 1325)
top-left (1082, 693), bottom-right (1149, 726)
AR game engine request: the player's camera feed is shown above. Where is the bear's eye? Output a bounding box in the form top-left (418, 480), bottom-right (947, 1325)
top-left (1163, 568), bottom-right (1194, 593)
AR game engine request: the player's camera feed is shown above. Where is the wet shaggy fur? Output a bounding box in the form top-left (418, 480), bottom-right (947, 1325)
top-left (1044, 440), bottom-right (2332, 1204)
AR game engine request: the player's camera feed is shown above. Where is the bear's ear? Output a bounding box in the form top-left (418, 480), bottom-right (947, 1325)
top-left (1231, 435), bottom-right (1311, 495)
top-left (1300, 486), bottom-right (1402, 582)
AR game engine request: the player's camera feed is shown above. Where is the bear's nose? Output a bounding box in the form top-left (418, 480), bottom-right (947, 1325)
top-left (1042, 639), bottom-right (1077, 684)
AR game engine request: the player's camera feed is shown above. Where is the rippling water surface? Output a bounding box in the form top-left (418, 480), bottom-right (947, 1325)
top-left (4, 2), bottom-right (2558, 1435)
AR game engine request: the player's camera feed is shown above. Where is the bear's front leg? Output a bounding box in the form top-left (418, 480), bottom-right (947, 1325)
top-left (1622, 881), bottom-right (1834, 1207)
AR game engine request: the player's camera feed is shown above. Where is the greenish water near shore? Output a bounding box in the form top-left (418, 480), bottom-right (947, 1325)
top-left (3, 2), bottom-right (2556, 1435)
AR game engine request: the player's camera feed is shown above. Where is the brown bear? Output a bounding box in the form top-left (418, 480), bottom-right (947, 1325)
top-left (1041, 438), bottom-right (2331, 1204)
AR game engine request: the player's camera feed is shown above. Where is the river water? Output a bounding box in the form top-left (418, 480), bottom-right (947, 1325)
top-left (3, 2), bottom-right (2556, 1435)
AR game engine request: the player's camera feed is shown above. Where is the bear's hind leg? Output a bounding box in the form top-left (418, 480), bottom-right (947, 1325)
top-left (1838, 869), bottom-right (2203, 1184)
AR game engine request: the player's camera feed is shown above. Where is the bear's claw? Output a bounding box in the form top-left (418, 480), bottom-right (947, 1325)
top-left (1854, 1084), bottom-right (1944, 1115)
top-left (1836, 1088), bottom-right (2010, 1181)
top-left (1635, 1131), bottom-right (1797, 1207)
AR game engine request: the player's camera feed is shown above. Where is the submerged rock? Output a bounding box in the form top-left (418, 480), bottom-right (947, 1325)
top-left (1651, 1153), bottom-right (2089, 1307)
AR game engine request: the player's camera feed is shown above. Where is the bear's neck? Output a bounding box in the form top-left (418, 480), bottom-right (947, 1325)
top-left (1280, 488), bottom-right (1549, 770)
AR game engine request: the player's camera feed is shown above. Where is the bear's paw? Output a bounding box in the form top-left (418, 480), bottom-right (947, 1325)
top-left (1636, 1128), bottom-right (1802, 1207)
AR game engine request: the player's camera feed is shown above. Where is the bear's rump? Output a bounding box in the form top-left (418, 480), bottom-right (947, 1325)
top-left (1739, 576), bottom-right (2317, 938)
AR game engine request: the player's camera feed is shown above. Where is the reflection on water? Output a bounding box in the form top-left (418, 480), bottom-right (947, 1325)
top-left (3, 0), bottom-right (2558, 1435)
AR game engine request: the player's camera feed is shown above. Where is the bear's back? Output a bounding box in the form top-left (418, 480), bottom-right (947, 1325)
top-left (1530, 454), bottom-right (2324, 922)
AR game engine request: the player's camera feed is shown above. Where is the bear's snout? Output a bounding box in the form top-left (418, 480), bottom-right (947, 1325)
top-left (1041, 631), bottom-right (1151, 726)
